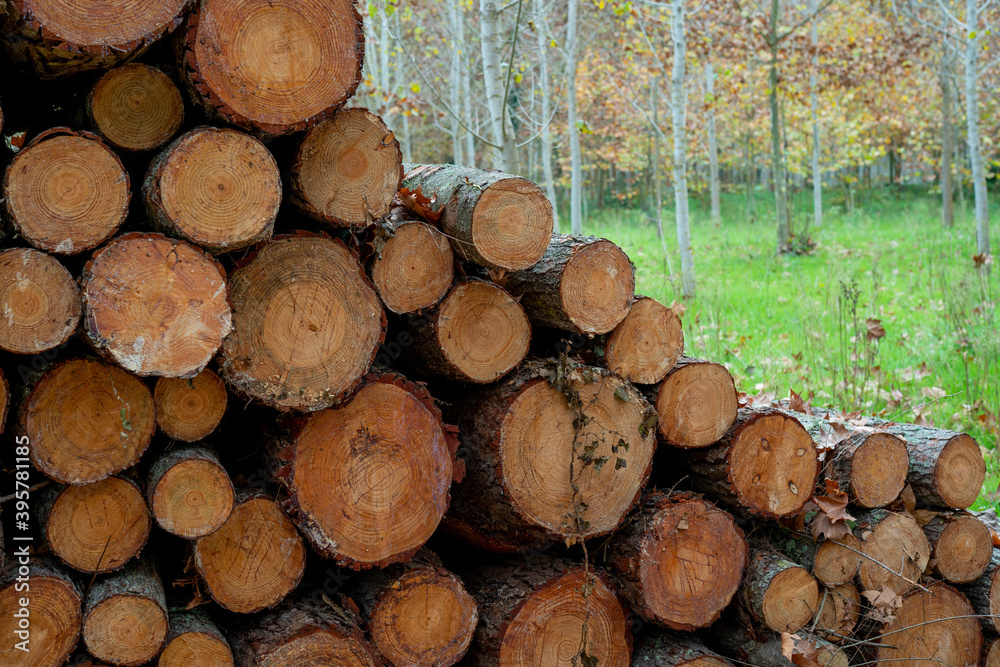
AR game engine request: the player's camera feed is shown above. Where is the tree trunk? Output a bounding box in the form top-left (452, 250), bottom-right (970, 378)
top-left (504, 234), bottom-right (634, 334)
top-left (179, 0), bottom-right (363, 136)
top-left (809, 0), bottom-right (822, 229)
top-left (81, 233), bottom-right (233, 378)
top-left (672, 0), bottom-right (695, 298)
top-left (854, 509), bottom-right (931, 596)
top-left (941, 50), bottom-right (955, 228)
top-left (87, 63), bottom-right (184, 152)
top-left (534, 0), bottom-right (559, 231)
top-left (632, 628), bottom-right (733, 666)
top-left (706, 59), bottom-right (722, 226)
top-left (605, 491), bottom-right (748, 630)
top-left (769, 0), bottom-right (790, 252)
top-left (405, 279), bottom-right (530, 383)
top-left (923, 511), bottom-right (994, 584)
top-left (448, 0), bottom-right (464, 165)
top-left (567, 0), bottom-right (583, 234)
top-left (685, 408), bottom-right (818, 517)
top-left (479, 0), bottom-right (518, 173)
top-left (147, 444), bottom-right (234, 539)
top-left (965, 0), bottom-right (991, 270)
top-left (651, 356), bottom-right (738, 448)
top-left (370, 219), bottom-right (454, 314)
top-left (603, 296), bottom-right (684, 385)
top-left (0, 557), bottom-right (82, 666)
top-left (153, 368), bottom-right (228, 442)
top-left (442, 361), bottom-right (656, 550)
top-left (270, 372), bottom-right (457, 569)
top-left (4, 128), bottom-right (129, 255)
top-left (82, 558), bottom-right (168, 666)
top-left (218, 234), bottom-right (386, 412)
top-left (144, 127), bottom-right (280, 253)
top-left (290, 108), bottom-right (403, 227)
top-left (20, 358), bottom-right (155, 485)
top-left (739, 544), bottom-right (818, 634)
top-left (159, 610), bottom-right (234, 667)
top-left (877, 581), bottom-right (981, 666)
top-left (0, 247), bottom-right (80, 355)
top-left (960, 548), bottom-right (1000, 633)
top-left (402, 164), bottom-right (554, 270)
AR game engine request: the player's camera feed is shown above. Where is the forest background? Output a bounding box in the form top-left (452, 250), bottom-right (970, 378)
top-left (354, 0), bottom-right (1000, 508)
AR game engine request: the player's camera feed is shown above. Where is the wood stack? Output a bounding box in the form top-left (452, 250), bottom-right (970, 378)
top-left (0, 2), bottom-right (992, 665)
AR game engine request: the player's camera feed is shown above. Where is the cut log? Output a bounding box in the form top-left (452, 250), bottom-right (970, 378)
top-left (406, 279), bottom-right (530, 383)
top-left (81, 232), bottom-right (232, 377)
top-left (631, 629), bottom-right (734, 666)
top-left (352, 550), bottom-right (477, 666)
top-left (147, 444), bottom-right (234, 539)
top-left (158, 610), bottom-right (233, 667)
top-left (960, 548), bottom-right (1000, 633)
top-left (705, 626), bottom-right (849, 667)
top-left (505, 234), bottom-right (633, 334)
top-left (813, 583), bottom-right (860, 643)
top-left (653, 357), bottom-right (738, 448)
top-left (193, 490), bottom-right (306, 614)
top-left (605, 491), bottom-right (748, 630)
top-left (402, 164), bottom-right (554, 271)
top-left (218, 233), bottom-right (385, 411)
top-left (20, 358), bottom-right (155, 485)
top-left (88, 63), bottom-right (184, 152)
top-left (778, 532), bottom-right (862, 587)
top-left (461, 556), bottom-right (631, 666)
top-left (686, 408), bottom-right (818, 517)
top-left (228, 593), bottom-right (381, 666)
top-left (153, 368), bottom-right (228, 442)
top-left (603, 295), bottom-right (684, 385)
top-left (0, 247), bottom-right (80, 354)
top-left (180, 0), bottom-right (363, 136)
top-left (924, 511), bottom-right (993, 584)
top-left (290, 107), bottom-right (402, 227)
top-left (739, 545), bottom-right (818, 633)
top-left (877, 581), bottom-right (982, 666)
top-left (4, 129), bottom-right (129, 254)
top-left (82, 558), bottom-right (168, 667)
top-left (370, 219), bottom-right (454, 315)
top-left (39, 476), bottom-right (150, 573)
top-left (986, 637), bottom-right (1000, 667)
top-left (272, 372), bottom-right (455, 568)
top-left (0, 557), bottom-right (82, 666)
top-left (0, 0), bottom-right (188, 78)
top-left (143, 127), bottom-right (280, 253)
top-left (443, 361), bottom-right (656, 550)
top-left (855, 509), bottom-right (931, 596)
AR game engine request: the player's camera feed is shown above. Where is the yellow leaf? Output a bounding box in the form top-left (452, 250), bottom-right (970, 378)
top-left (410, 83), bottom-right (421, 93)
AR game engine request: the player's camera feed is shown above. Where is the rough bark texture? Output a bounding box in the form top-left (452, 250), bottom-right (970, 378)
top-left (369, 218), bottom-right (454, 315)
top-left (985, 636), bottom-right (1000, 667)
top-left (877, 581), bottom-right (982, 666)
top-left (705, 626), bottom-right (849, 667)
top-left (504, 234), bottom-right (634, 334)
top-left (402, 164), bottom-right (554, 270)
top-left (653, 356), bottom-right (737, 449)
top-left (739, 544), bottom-right (818, 634)
top-left (961, 547), bottom-right (1000, 633)
top-left (146, 444), bottom-right (234, 539)
top-left (603, 296), bottom-right (684, 385)
top-left (632, 628), bottom-right (733, 666)
top-left (0, 247), bottom-right (80, 354)
top-left (0, 557), bottom-right (83, 666)
top-left (855, 509), bottom-right (931, 596)
top-left (153, 368), bottom-right (228, 442)
top-left (442, 360), bottom-right (656, 551)
top-left (605, 491), bottom-right (748, 631)
top-left (159, 610), bottom-right (234, 667)
top-left (87, 63), bottom-right (184, 152)
top-left (923, 511), bottom-right (993, 584)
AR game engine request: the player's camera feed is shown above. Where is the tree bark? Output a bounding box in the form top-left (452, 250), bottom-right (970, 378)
top-left (153, 368), bottom-right (228, 442)
top-left (739, 544), bottom-right (818, 634)
top-left (960, 547), bottom-right (1000, 633)
top-left (147, 444), bottom-right (234, 539)
top-left (706, 59), bottom-right (722, 226)
top-left (923, 511), bottom-right (994, 584)
top-left (479, 0), bottom-right (519, 173)
top-left (652, 356), bottom-right (738, 448)
top-left (567, 0), bottom-right (583, 234)
top-left (0, 247), bottom-right (80, 355)
top-left (534, 0), bottom-right (559, 232)
top-left (705, 626), bottom-right (849, 667)
top-left (671, 0), bottom-right (695, 297)
top-left (632, 628), bottom-right (733, 666)
top-left (0, 557), bottom-right (82, 666)
top-left (369, 219), bottom-right (454, 315)
top-left (87, 63), bottom-right (184, 152)
top-left (877, 581), bottom-right (981, 666)
top-left (159, 610), bottom-right (234, 667)
top-left (965, 0), bottom-right (991, 270)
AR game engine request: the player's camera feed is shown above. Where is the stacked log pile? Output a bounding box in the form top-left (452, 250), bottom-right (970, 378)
top-left (0, 1), bottom-right (994, 665)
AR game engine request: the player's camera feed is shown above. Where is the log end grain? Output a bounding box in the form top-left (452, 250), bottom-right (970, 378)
top-left (655, 360), bottom-right (737, 448)
top-left (605, 296), bottom-right (684, 385)
top-left (83, 561), bottom-right (168, 667)
top-left (371, 220), bottom-right (454, 314)
top-left (846, 431), bottom-right (909, 508)
top-left (935, 432), bottom-right (987, 509)
top-left (470, 178), bottom-right (553, 270)
top-left (930, 513), bottom-right (994, 584)
top-left (986, 637), bottom-right (1000, 667)
top-left (153, 369), bottom-right (228, 442)
top-left (877, 582), bottom-right (981, 666)
top-left (742, 548), bottom-right (819, 634)
top-left (559, 239), bottom-right (634, 333)
top-left (0, 247), bottom-right (80, 354)
top-left (858, 511), bottom-right (931, 595)
top-left (0, 562), bottom-right (82, 666)
top-left (812, 534), bottom-right (862, 587)
top-left (149, 448), bottom-right (234, 539)
top-left (159, 632), bottom-right (234, 667)
top-left (90, 63), bottom-right (183, 152)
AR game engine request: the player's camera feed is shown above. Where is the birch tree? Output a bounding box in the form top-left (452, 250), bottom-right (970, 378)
top-left (534, 0), bottom-right (560, 231)
top-left (567, 0), bottom-right (584, 233)
top-left (705, 58), bottom-right (722, 225)
top-left (448, 0), bottom-right (465, 164)
top-left (809, 0), bottom-right (822, 228)
top-left (672, 0), bottom-right (696, 298)
top-left (480, 0), bottom-right (522, 173)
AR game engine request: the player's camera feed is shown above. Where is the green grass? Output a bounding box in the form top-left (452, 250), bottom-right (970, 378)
top-left (582, 186), bottom-right (1000, 510)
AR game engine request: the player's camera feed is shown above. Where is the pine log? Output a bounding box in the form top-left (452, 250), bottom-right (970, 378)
top-left (352, 549), bottom-right (477, 666)
top-left (88, 63), bottom-right (184, 152)
top-left (271, 371), bottom-right (456, 568)
top-left (406, 279), bottom-right (530, 383)
top-left (603, 295), bottom-right (684, 385)
top-left (370, 219), bottom-right (454, 315)
top-left (778, 532), bottom-right (862, 587)
top-left (740, 545), bottom-right (818, 633)
top-left (505, 234), bottom-right (634, 334)
top-left (4, 129), bottom-right (129, 254)
top-left (82, 558), bottom-right (169, 667)
top-left (20, 358), bottom-right (155, 485)
top-left (443, 361), bottom-right (656, 550)
top-left (855, 509), bottom-right (931, 596)
top-left (653, 356), bottom-right (738, 448)
top-left (153, 368), bottom-right (228, 442)
top-left (813, 582), bottom-right (860, 643)
top-left (461, 556), bottom-right (631, 666)
top-left (218, 233), bottom-right (385, 411)
top-left (0, 247), bottom-right (80, 354)
top-left (876, 581), bottom-right (982, 666)
top-left (705, 626), bottom-right (849, 667)
top-left (631, 629), bottom-right (734, 666)
top-left (193, 489), bottom-right (306, 614)
top-left (0, 557), bottom-right (82, 666)
top-left (290, 107), bottom-right (402, 227)
top-left (686, 408), bottom-right (818, 517)
top-left (960, 548), bottom-right (1000, 633)
top-left (147, 444), bottom-right (234, 538)
top-left (0, 0), bottom-right (188, 78)
top-left (605, 491), bottom-right (748, 630)
top-left (82, 232), bottom-right (232, 377)
top-left (39, 477), bottom-right (150, 573)
top-left (924, 511), bottom-right (994, 584)
top-left (158, 610), bottom-right (233, 667)
top-left (986, 637), bottom-right (1000, 667)
top-left (143, 127), bottom-right (280, 253)
top-left (402, 164), bottom-right (554, 271)
top-left (179, 0), bottom-right (363, 136)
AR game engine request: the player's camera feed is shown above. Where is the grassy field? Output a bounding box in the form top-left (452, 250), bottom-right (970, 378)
top-left (583, 186), bottom-right (1000, 510)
